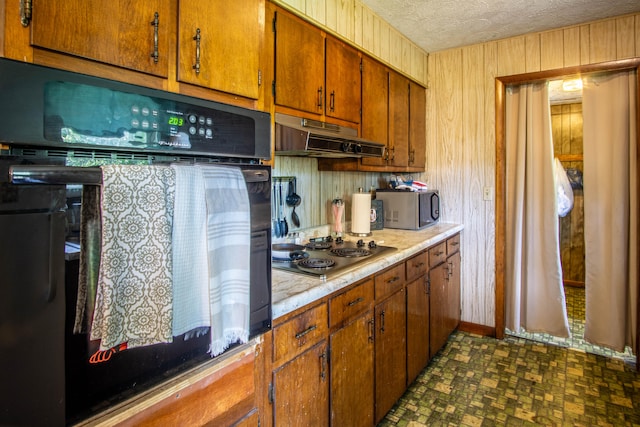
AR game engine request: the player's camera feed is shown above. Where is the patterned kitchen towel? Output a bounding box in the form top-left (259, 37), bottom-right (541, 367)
top-left (73, 183), bottom-right (102, 334)
top-left (170, 164), bottom-right (210, 337)
top-left (199, 165), bottom-right (251, 356)
top-left (90, 165), bottom-right (176, 350)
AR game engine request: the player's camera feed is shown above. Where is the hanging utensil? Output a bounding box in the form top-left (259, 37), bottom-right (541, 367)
top-left (281, 181), bottom-right (288, 236)
top-left (273, 183), bottom-right (280, 238)
top-left (286, 179), bottom-right (301, 227)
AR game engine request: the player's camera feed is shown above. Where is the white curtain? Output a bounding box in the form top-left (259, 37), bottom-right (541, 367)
top-left (504, 82), bottom-right (570, 337)
top-left (582, 70), bottom-right (638, 352)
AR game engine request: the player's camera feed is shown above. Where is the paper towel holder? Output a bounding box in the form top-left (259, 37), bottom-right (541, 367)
top-left (349, 188), bottom-right (373, 237)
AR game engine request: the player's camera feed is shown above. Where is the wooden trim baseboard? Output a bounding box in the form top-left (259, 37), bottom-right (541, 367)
top-left (457, 321), bottom-right (496, 338)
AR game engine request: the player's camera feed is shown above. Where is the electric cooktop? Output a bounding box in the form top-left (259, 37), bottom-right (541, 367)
top-left (272, 236), bottom-right (397, 281)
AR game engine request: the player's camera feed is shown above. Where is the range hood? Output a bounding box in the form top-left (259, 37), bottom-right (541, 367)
top-left (275, 113), bottom-right (385, 158)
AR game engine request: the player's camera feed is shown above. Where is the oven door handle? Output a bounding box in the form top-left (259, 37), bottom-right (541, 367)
top-left (9, 165), bottom-right (102, 185)
top-left (10, 165), bottom-right (270, 186)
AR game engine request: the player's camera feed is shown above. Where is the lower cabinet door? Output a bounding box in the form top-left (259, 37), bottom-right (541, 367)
top-left (330, 311), bottom-right (374, 427)
top-left (272, 341), bottom-right (329, 427)
top-left (374, 288), bottom-right (407, 423)
top-left (406, 276), bottom-right (430, 384)
top-left (429, 262), bottom-right (449, 358)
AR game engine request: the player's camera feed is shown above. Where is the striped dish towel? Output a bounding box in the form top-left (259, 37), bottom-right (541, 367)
top-left (90, 165), bottom-right (175, 350)
top-left (198, 165), bottom-right (251, 356)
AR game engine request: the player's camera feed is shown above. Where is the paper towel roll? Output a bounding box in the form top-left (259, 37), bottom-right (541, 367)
top-left (351, 192), bottom-right (371, 235)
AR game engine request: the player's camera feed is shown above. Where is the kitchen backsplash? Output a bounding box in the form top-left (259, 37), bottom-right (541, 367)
top-left (272, 156), bottom-right (429, 232)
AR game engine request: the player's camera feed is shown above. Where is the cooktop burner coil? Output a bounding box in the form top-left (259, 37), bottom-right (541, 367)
top-left (330, 248), bottom-right (372, 258)
top-left (297, 258), bottom-right (336, 269)
top-left (305, 241), bottom-right (333, 250)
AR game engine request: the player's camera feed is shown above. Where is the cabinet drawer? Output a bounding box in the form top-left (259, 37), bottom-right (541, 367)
top-left (273, 303), bottom-right (328, 364)
top-left (447, 234), bottom-right (460, 256)
top-left (406, 251), bottom-right (428, 282)
top-left (329, 278), bottom-right (374, 328)
top-left (428, 242), bottom-right (447, 268)
top-left (374, 263), bottom-right (406, 300)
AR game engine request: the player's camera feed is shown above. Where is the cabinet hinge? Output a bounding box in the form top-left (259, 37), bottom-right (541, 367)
top-left (258, 69), bottom-right (262, 87)
top-left (268, 382), bottom-right (274, 404)
top-left (20, 0), bottom-right (32, 27)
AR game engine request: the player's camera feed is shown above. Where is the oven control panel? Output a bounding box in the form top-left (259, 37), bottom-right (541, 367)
top-left (44, 81), bottom-right (262, 157)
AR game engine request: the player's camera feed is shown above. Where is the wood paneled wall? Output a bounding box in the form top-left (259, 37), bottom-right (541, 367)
top-left (272, 156), bottom-right (385, 232)
top-left (426, 13), bottom-right (640, 327)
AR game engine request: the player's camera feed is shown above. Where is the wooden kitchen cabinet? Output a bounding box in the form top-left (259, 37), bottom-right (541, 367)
top-left (271, 341), bottom-right (329, 427)
top-left (330, 311), bottom-right (374, 427)
top-left (322, 56), bottom-right (426, 173)
top-left (429, 235), bottom-right (461, 358)
top-left (272, 7), bottom-right (361, 123)
top-left (30, 0), bottom-right (171, 78)
top-left (360, 55), bottom-right (389, 162)
top-left (405, 251), bottom-right (430, 384)
top-left (408, 81), bottom-right (427, 169)
top-left (270, 302), bottom-right (329, 426)
top-left (177, 0), bottom-right (261, 99)
top-left (329, 279), bottom-right (375, 426)
top-left (374, 287), bottom-right (407, 424)
top-left (273, 8), bottom-right (325, 115)
top-left (325, 36), bottom-right (362, 124)
top-left (387, 70), bottom-right (410, 168)
top-left (362, 69), bottom-right (408, 168)
top-left (373, 263), bottom-right (407, 424)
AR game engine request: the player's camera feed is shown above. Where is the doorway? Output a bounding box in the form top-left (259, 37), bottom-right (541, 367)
top-left (494, 59), bottom-right (640, 368)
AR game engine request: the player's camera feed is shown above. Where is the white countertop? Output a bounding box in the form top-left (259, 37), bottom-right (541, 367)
top-left (271, 222), bottom-right (464, 319)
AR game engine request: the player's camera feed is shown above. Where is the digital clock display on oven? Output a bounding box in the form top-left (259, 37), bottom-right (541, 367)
top-left (168, 116), bottom-right (184, 127)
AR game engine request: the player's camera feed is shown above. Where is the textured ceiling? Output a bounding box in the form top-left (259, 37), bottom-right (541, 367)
top-left (359, 0), bottom-right (640, 53)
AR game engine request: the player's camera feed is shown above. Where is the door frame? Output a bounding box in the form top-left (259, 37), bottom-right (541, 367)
top-left (494, 58), bottom-right (640, 368)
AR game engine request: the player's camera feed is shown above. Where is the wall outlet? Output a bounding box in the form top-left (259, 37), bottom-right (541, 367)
top-left (483, 187), bottom-right (493, 201)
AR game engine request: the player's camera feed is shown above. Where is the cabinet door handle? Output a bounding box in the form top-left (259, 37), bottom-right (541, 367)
top-left (347, 296), bottom-right (364, 307)
top-left (193, 28), bottom-right (202, 75)
top-left (295, 324), bottom-right (317, 340)
top-left (20, 0), bottom-right (32, 27)
top-left (320, 351), bottom-right (327, 381)
top-left (150, 12), bottom-right (159, 64)
top-left (330, 90), bottom-right (335, 111)
top-left (379, 310), bottom-right (385, 333)
top-left (434, 250), bottom-right (444, 256)
top-left (368, 318), bottom-right (375, 343)
top-left (386, 275), bottom-right (400, 285)
top-left (317, 86), bottom-right (323, 109)
top-left (414, 261), bottom-right (425, 269)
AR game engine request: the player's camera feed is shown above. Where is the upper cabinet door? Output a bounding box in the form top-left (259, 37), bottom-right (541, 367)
top-left (325, 37), bottom-right (361, 124)
top-left (31, 0), bottom-right (170, 77)
top-left (360, 56), bottom-right (388, 167)
top-left (178, 0), bottom-right (261, 100)
top-left (388, 70), bottom-right (410, 168)
top-left (408, 81), bottom-right (426, 168)
top-left (273, 9), bottom-right (325, 115)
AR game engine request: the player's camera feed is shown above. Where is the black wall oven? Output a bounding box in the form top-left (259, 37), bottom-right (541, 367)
top-left (0, 59), bottom-right (272, 426)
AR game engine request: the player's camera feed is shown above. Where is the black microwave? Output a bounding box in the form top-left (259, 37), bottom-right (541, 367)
top-left (376, 190), bottom-right (440, 230)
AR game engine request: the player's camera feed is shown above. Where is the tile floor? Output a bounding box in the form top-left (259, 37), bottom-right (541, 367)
top-left (379, 286), bottom-right (640, 426)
